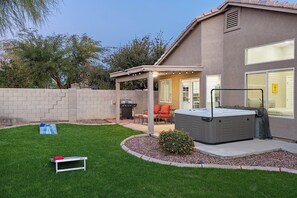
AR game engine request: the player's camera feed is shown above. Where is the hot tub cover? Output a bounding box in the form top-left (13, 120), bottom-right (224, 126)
top-left (175, 108), bottom-right (256, 118)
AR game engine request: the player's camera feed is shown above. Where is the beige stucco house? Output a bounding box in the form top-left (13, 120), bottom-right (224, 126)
top-left (111, 0), bottom-right (297, 141)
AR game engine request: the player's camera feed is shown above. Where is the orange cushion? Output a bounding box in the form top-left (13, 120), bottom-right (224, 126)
top-left (144, 105), bottom-right (161, 115)
top-left (154, 105), bottom-right (161, 114)
top-left (160, 105), bottom-right (170, 114)
top-left (158, 113), bottom-right (170, 118)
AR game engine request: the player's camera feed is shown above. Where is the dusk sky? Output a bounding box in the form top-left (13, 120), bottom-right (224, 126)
top-left (6, 0), bottom-right (297, 48)
top-left (37, 0), bottom-right (226, 47)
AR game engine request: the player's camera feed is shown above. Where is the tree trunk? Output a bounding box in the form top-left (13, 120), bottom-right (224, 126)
top-left (51, 74), bottom-right (64, 89)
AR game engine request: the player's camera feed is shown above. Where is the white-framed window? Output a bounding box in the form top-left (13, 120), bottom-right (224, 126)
top-left (246, 68), bottom-right (294, 118)
top-left (245, 40), bottom-right (295, 65)
top-left (180, 78), bottom-right (200, 109)
top-left (159, 79), bottom-right (172, 103)
top-left (206, 75), bottom-right (221, 108)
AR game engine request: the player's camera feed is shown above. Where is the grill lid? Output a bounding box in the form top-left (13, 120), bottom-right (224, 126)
top-left (120, 99), bottom-right (132, 104)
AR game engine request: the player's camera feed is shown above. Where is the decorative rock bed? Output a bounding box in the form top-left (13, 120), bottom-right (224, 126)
top-left (121, 134), bottom-right (297, 174)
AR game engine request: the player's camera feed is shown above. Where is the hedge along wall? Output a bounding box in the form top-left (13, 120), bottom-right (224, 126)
top-left (0, 88), bottom-right (156, 123)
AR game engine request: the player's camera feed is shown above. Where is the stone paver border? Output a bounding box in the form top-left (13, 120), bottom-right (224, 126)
top-left (120, 134), bottom-right (297, 175)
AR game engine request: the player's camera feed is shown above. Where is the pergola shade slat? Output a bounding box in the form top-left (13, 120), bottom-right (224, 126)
top-left (110, 65), bottom-right (203, 78)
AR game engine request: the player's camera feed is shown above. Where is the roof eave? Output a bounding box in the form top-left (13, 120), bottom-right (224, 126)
top-left (154, 18), bottom-right (199, 66)
top-left (228, 2), bottom-right (297, 14)
top-left (154, 2), bottom-right (228, 66)
top-left (154, 1), bottom-right (297, 66)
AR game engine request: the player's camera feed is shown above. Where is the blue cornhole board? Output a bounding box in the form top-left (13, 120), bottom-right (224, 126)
top-left (39, 123), bottom-right (57, 135)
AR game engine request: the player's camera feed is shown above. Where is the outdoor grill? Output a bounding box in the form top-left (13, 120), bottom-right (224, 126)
top-left (120, 99), bottom-right (137, 119)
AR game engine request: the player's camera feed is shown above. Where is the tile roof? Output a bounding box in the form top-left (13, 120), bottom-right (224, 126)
top-left (155, 0), bottom-right (297, 65)
top-left (196, 0), bottom-right (297, 20)
top-left (227, 0), bottom-right (297, 9)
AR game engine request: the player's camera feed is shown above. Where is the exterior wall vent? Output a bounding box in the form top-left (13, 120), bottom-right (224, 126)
top-left (224, 8), bottom-right (241, 33)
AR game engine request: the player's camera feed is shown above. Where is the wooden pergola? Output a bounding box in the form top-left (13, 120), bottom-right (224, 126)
top-left (110, 65), bottom-right (203, 135)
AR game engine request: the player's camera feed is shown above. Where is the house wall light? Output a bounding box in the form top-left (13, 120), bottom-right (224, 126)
top-left (153, 72), bottom-right (159, 78)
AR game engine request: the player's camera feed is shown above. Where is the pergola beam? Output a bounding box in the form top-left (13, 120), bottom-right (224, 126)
top-left (115, 72), bottom-right (149, 83)
top-left (110, 65), bottom-right (203, 78)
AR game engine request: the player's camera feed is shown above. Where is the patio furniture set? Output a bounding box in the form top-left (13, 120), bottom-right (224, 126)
top-left (134, 104), bottom-right (174, 124)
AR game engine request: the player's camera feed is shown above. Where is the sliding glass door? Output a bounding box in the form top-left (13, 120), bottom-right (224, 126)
top-left (246, 69), bottom-right (294, 117)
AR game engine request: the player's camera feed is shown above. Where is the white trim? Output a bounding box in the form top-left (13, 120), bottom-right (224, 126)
top-left (245, 39), bottom-right (295, 66)
top-left (206, 74), bottom-right (222, 108)
top-left (245, 67), bottom-right (295, 119)
top-left (179, 78), bottom-right (200, 109)
top-left (269, 115), bottom-right (295, 120)
top-left (159, 78), bottom-right (172, 103)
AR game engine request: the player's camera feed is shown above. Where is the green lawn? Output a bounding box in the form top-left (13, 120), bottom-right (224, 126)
top-left (0, 124), bottom-right (296, 198)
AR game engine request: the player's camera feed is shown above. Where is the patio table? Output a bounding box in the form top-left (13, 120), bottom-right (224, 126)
top-left (133, 114), bottom-right (143, 124)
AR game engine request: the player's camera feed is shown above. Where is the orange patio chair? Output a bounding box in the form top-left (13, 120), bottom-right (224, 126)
top-left (143, 104), bottom-right (161, 124)
top-left (144, 104), bottom-right (161, 116)
top-left (157, 105), bottom-right (171, 123)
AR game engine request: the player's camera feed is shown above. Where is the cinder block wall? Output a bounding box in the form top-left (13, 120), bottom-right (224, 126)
top-left (76, 89), bottom-right (149, 120)
top-left (0, 88), bottom-right (154, 123)
top-left (0, 88), bottom-right (68, 122)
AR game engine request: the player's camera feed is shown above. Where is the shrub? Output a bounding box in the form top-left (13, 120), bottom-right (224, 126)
top-left (158, 129), bottom-right (194, 155)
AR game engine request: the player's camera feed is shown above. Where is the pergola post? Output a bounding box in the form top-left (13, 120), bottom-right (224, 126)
top-left (116, 80), bottom-right (121, 124)
top-left (147, 71), bottom-right (154, 135)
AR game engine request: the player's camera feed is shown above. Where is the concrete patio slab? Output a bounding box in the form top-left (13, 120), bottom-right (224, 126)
top-left (121, 123), bottom-right (174, 134)
top-left (195, 139), bottom-right (297, 158)
top-left (119, 121), bottom-right (297, 158)
top-left (120, 135), bottom-right (297, 174)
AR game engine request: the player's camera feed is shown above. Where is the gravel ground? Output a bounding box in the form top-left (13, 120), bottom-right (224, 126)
top-left (124, 136), bottom-right (297, 170)
top-left (76, 119), bottom-right (111, 124)
top-left (0, 119), bottom-right (112, 129)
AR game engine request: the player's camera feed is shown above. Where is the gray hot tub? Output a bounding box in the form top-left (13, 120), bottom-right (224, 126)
top-left (175, 108), bottom-right (256, 144)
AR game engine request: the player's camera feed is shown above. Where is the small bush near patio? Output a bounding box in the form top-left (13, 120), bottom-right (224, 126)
top-left (158, 129), bottom-right (194, 155)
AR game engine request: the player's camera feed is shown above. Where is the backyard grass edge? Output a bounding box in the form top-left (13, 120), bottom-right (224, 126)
top-left (0, 122), bottom-right (116, 130)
